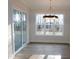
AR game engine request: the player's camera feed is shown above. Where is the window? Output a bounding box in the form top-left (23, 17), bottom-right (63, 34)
top-left (36, 14), bottom-right (64, 36)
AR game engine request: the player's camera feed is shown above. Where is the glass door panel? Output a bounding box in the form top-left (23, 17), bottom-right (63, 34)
top-left (22, 13), bottom-right (27, 44)
top-left (13, 10), bottom-right (27, 52)
top-left (13, 10), bottom-right (22, 51)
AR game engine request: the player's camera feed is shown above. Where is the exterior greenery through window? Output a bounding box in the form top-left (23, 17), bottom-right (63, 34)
top-left (36, 14), bottom-right (64, 36)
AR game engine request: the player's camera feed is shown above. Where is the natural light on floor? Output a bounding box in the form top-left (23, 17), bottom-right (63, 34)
top-left (47, 55), bottom-right (61, 59)
top-left (29, 55), bottom-right (61, 59)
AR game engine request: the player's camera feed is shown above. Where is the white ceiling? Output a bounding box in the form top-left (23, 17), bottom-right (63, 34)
top-left (19, 0), bottom-right (70, 10)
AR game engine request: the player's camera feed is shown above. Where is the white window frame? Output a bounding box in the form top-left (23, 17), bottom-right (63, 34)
top-left (35, 14), bottom-right (64, 36)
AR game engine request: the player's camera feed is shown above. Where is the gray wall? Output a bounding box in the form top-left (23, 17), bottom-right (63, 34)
top-left (29, 8), bottom-right (70, 43)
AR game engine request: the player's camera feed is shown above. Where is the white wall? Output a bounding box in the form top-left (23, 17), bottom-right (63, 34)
top-left (29, 8), bottom-right (70, 44)
top-left (8, 0), bottom-right (29, 59)
top-left (8, 0), bottom-right (13, 59)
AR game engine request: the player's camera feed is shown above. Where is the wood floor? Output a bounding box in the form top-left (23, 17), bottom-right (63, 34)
top-left (14, 43), bottom-right (70, 59)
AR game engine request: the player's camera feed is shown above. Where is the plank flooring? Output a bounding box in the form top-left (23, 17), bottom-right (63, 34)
top-left (14, 43), bottom-right (70, 59)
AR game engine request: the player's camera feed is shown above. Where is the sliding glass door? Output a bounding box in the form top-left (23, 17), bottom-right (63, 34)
top-left (13, 9), bottom-right (27, 52)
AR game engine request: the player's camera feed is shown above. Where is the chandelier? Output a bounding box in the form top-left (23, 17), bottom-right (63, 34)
top-left (43, 0), bottom-right (58, 19)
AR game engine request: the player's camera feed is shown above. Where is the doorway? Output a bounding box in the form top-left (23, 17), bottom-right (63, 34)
top-left (12, 9), bottom-right (27, 54)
